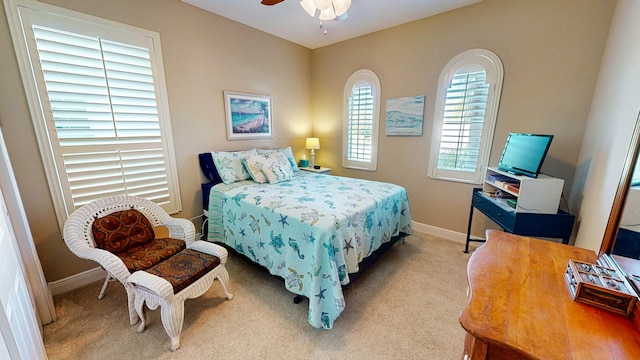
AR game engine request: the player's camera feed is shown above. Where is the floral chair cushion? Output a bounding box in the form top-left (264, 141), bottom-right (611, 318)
top-left (116, 237), bottom-right (186, 271)
top-left (92, 208), bottom-right (187, 272)
top-left (92, 209), bottom-right (156, 253)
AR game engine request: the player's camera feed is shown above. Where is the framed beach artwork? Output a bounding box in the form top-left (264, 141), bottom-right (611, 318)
top-left (224, 91), bottom-right (273, 140)
top-left (385, 95), bottom-right (425, 136)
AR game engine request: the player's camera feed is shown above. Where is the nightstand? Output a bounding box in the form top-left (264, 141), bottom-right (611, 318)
top-left (300, 166), bottom-right (331, 174)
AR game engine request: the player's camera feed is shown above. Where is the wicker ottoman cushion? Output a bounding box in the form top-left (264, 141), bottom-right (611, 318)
top-left (116, 238), bottom-right (186, 271)
top-left (144, 249), bottom-right (221, 294)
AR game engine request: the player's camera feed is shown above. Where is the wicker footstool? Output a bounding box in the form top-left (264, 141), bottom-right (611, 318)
top-left (126, 241), bottom-right (233, 351)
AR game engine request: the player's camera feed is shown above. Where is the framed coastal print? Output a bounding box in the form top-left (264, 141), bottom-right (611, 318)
top-left (385, 95), bottom-right (425, 136)
top-left (224, 91), bottom-right (273, 140)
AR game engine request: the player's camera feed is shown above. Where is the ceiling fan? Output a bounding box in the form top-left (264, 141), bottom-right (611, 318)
top-left (261, 0), bottom-right (351, 21)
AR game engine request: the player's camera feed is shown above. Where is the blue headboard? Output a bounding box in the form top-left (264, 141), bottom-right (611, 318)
top-left (198, 152), bottom-right (222, 212)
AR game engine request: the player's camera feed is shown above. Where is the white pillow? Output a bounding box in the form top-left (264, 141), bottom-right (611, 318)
top-left (211, 149), bottom-right (258, 184)
top-left (262, 164), bottom-right (292, 184)
top-left (257, 146), bottom-right (300, 172)
top-left (261, 152), bottom-right (293, 184)
top-left (242, 155), bottom-right (269, 183)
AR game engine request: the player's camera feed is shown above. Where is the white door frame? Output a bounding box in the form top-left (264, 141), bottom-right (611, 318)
top-left (0, 182), bottom-right (48, 359)
top-left (0, 125), bottom-right (55, 325)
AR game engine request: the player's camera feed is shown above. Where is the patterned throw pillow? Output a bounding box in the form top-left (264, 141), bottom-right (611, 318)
top-left (242, 155), bottom-right (269, 183)
top-left (92, 209), bottom-right (155, 253)
top-left (244, 151), bottom-right (293, 184)
top-left (257, 146), bottom-right (300, 172)
top-left (260, 152), bottom-right (294, 184)
top-left (211, 149), bottom-right (258, 184)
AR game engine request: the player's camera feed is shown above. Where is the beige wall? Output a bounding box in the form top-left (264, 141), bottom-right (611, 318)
top-left (0, 0), bottom-right (312, 281)
top-left (0, 0), bottom-right (621, 283)
top-left (311, 0), bottom-right (615, 237)
top-left (573, 0), bottom-right (640, 252)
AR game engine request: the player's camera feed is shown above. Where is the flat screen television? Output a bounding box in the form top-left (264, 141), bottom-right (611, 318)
top-left (497, 133), bottom-right (553, 178)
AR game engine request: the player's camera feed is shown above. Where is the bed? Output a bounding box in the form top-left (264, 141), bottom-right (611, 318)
top-left (199, 149), bottom-right (412, 329)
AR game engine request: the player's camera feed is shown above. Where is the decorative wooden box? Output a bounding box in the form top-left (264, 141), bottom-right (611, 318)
top-left (564, 258), bottom-right (638, 316)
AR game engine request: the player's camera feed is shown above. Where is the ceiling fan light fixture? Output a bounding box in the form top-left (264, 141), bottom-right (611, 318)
top-left (300, 0), bottom-right (317, 16)
top-left (301, 0), bottom-right (352, 34)
top-left (319, 6), bottom-right (336, 20)
top-left (332, 0), bottom-right (351, 16)
top-left (313, 0), bottom-right (333, 11)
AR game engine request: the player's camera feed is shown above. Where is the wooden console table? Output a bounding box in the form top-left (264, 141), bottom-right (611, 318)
top-left (459, 230), bottom-right (640, 359)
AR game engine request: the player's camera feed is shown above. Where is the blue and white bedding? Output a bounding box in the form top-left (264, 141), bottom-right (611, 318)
top-left (207, 171), bottom-right (412, 329)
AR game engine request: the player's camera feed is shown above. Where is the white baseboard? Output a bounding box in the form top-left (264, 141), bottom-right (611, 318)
top-left (48, 267), bottom-right (106, 296)
top-left (48, 221), bottom-right (473, 295)
top-left (411, 220), bottom-right (482, 245)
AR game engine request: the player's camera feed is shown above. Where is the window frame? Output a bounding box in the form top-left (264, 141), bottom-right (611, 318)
top-left (342, 69), bottom-right (381, 172)
top-left (428, 49), bottom-right (504, 184)
top-left (4, 0), bottom-right (182, 230)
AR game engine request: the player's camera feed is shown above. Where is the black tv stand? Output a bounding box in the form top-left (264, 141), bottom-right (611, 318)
top-left (464, 188), bottom-right (575, 253)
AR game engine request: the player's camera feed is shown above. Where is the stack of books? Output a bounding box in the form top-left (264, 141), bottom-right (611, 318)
top-left (482, 189), bottom-right (497, 197)
top-left (487, 174), bottom-right (512, 184)
top-left (506, 183), bottom-right (520, 195)
top-left (493, 179), bottom-right (520, 195)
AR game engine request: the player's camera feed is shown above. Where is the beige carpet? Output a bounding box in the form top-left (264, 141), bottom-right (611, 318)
top-left (44, 233), bottom-right (474, 359)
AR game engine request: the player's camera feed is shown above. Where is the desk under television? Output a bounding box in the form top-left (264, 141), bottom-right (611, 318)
top-left (464, 167), bottom-right (575, 252)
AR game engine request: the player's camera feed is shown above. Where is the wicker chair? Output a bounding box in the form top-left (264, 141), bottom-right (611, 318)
top-left (62, 195), bottom-right (233, 340)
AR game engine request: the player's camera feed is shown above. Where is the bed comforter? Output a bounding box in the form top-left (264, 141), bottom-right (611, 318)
top-left (207, 171), bottom-right (412, 329)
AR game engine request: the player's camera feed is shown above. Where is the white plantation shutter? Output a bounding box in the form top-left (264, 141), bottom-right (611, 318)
top-left (5, 1), bottom-right (181, 228)
top-left (429, 49), bottom-right (503, 183)
top-left (343, 69), bottom-right (380, 171)
top-left (347, 85), bottom-right (374, 162)
top-left (437, 70), bottom-right (489, 171)
top-left (34, 26), bottom-right (171, 206)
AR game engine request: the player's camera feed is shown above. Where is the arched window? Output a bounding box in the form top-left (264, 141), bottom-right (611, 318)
top-left (428, 49), bottom-right (504, 183)
top-left (343, 69), bottom-right (381, 171)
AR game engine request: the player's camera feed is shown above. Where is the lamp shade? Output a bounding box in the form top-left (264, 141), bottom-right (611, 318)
top-left (305, 137), bottom-right (320, 150)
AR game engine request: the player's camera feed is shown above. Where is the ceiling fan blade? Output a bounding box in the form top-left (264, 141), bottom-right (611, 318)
top-left (261, 0), bottom-right (284, 5)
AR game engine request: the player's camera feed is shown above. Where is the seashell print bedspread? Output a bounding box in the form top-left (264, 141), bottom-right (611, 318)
top-left (207, 172), bottom-right (412, 329)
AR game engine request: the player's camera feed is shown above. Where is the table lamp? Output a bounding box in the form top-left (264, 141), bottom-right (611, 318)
top-left (305, 137), bottom-right (320, 168)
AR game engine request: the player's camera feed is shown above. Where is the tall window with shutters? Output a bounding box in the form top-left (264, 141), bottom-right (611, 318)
top-left (5, 0), bottom-right (181, 228)
top-left (343, 69), bottom-right (381, 171)
top-left (428, 49), bottom-right (504, 183)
